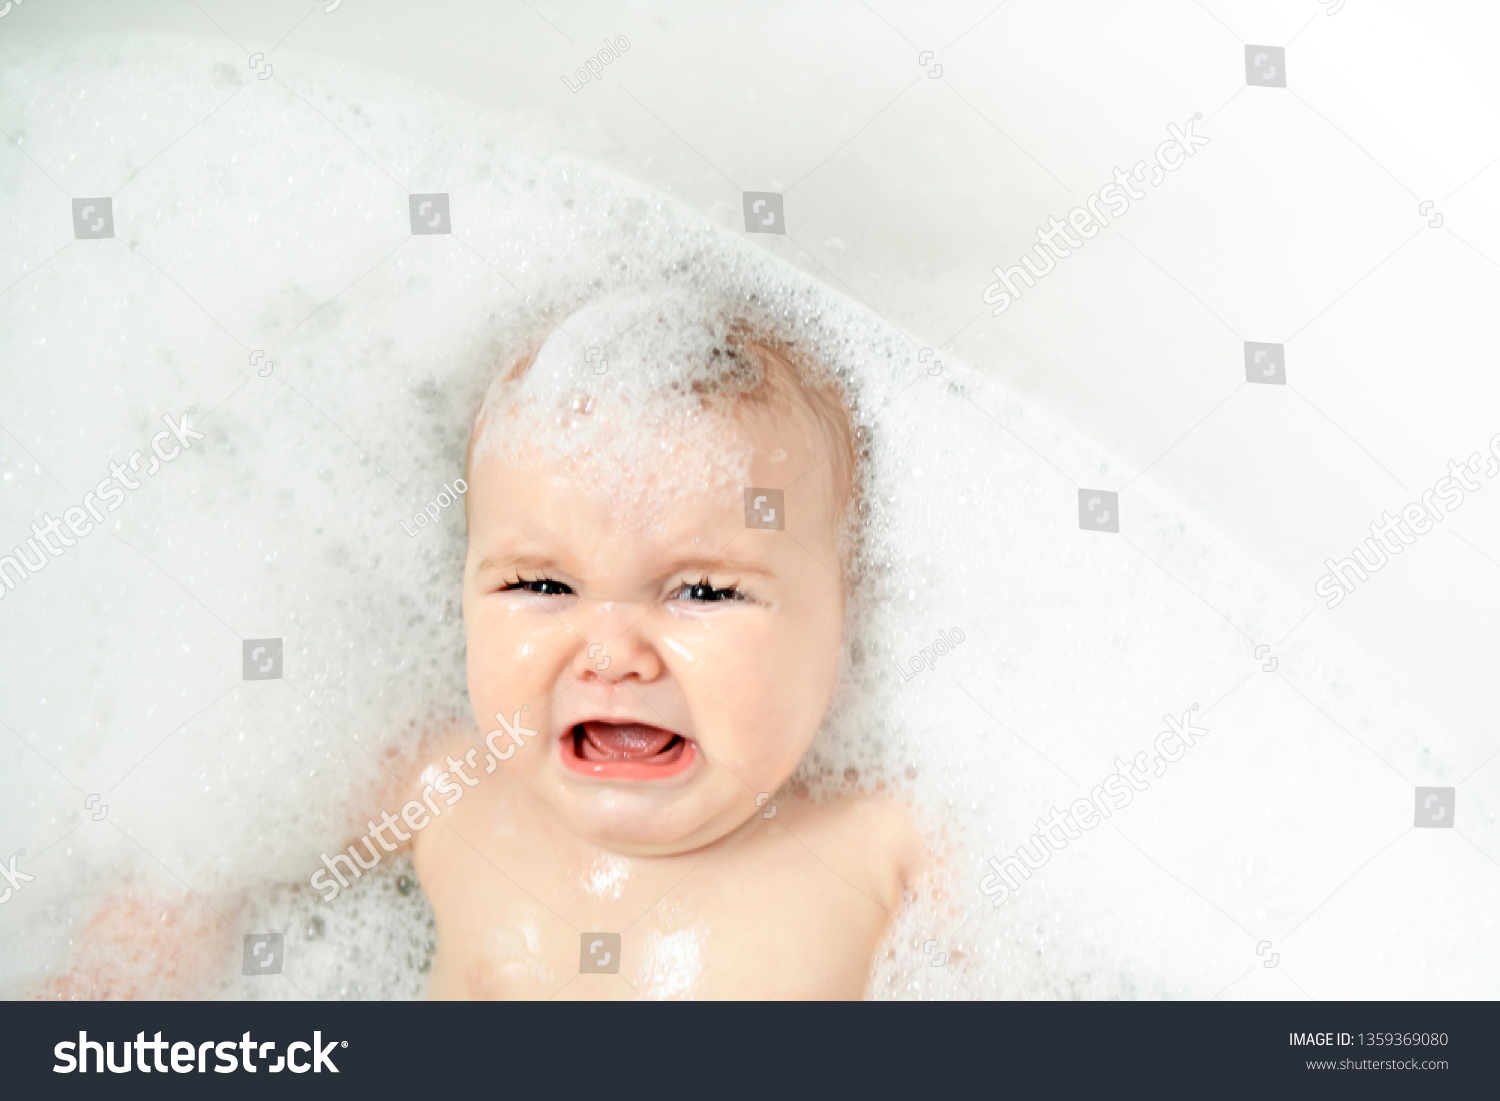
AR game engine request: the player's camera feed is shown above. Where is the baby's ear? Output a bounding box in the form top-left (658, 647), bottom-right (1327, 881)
top-left (501, 341), bottom-right (543, 383)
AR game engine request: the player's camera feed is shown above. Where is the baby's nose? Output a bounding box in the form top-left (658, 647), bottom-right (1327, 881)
top-left (571, 603), bottom-right (664, 683)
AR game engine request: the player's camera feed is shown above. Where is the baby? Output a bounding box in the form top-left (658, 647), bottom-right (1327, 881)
top-left (40, 292), bottom-right (921, 1000)
top-left (414, 292), bottom-right (921, 998)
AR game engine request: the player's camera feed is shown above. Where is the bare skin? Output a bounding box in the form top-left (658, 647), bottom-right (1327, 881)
top-left (34, 896), bottom-right (238, 1000)
top-left (417, 774), bottom-right (915, 999)
top-left (415, 387), bottom-right (921, 999)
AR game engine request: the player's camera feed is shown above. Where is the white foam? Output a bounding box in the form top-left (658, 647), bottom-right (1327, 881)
top-left (471, 291), bottom-right (759, 530)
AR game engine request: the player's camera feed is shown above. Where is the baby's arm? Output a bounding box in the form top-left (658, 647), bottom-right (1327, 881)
top-left (37, 736), bottom-right (466, 999)
top-left (33, 894), bottom-right (238, 1000)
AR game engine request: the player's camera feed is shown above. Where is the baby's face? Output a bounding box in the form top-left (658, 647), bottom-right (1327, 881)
top-left (462, 400), bottom-right (846, 856)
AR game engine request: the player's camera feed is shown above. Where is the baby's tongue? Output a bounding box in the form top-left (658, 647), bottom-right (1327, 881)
top-left (579, 722), bottom-right (677, 761)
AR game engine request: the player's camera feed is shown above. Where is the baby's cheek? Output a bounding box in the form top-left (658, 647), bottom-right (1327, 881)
top-left (467, 618), bottom-right (520, 701)
top-left (701, 626), bottom-right (819, 769)
top-left (756, 617), bottom-right (842, 766)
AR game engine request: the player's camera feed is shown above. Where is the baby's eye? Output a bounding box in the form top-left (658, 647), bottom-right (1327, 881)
top-left (501, 576), bottom-right (574, 596)
top-left (672, 579), bottom-right (745, 603)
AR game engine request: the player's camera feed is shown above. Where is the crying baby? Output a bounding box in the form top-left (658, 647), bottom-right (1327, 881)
top-left (406, 292), bottom-right (922, 999)
top-left (38, 291), bottom-right (922, 1002)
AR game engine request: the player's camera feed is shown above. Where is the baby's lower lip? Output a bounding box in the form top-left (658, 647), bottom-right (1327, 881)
top-left (559, 722), bottom-right (697, 781)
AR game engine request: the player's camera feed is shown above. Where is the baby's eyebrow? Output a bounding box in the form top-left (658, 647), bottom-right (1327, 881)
top-left (664, 555), bottom-right (772, 577)
top-left (470, 549), bottom-right (773, 580)
top-left (473, 552), bottom-right (563, 577)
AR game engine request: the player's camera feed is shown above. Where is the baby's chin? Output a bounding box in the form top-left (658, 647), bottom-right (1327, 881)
top-left (538, 776), bottom-right (758, 857)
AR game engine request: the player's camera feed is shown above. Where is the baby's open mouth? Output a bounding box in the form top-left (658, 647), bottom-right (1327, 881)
top-left (561, 721), bottom-right (697, 780)
top-left (574, 722), bottom-right (685, 763)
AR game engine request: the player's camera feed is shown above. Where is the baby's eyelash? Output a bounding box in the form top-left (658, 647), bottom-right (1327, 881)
top-left (500, 574), bottom-right (574, 596)
top-left (671, 577), bottom-right (746, 603)
top-left (498, 574), bottom-right (746, 602)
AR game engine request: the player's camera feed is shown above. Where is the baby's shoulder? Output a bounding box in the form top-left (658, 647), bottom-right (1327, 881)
top-left (798, 790), bottom-right (920, 845)
top-left (774, 791), bottom-right (924, 907)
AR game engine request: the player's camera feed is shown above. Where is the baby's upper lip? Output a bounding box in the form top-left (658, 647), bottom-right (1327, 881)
top-left (553, 704), bottom-right (689, 741)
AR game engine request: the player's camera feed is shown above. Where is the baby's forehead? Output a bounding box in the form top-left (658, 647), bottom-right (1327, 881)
top-left (467, 401), bottom-right (839, 571)
top-left (467, 453), bottom-right (749, 590)
top-left (475, 390), bottom-right (748, 520)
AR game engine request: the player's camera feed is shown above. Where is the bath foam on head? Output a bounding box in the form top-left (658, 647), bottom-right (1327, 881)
top-left (470, 292), bottom-right (760, 531)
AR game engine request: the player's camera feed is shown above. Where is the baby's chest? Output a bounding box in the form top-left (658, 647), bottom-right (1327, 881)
top-left (428, 840), bottom-right (896, 999)
top-left (629, 860), bottom-right (895, 998)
